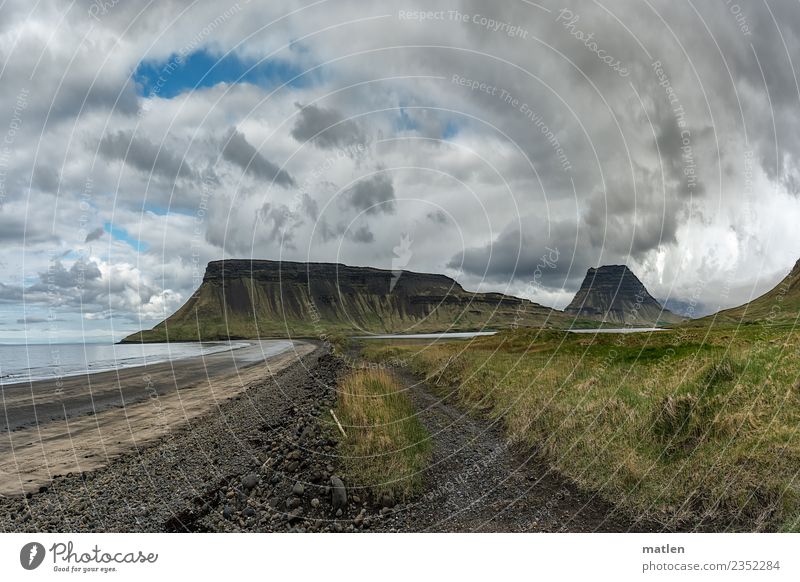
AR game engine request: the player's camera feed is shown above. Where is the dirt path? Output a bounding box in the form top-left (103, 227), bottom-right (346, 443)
top-left (376, 371), bottom-right (656, 532)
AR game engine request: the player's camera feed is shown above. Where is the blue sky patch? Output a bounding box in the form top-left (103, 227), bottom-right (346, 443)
top-left (103, 222), bottom-right (150, 252)
top-left (442, 120), bottom-right (459, 139)
top-left (134, 49), bottom-right (314, 99)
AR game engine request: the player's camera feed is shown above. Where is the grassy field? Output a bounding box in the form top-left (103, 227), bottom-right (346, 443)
top-left (334, 368), bottom-right (431, 501)
top-left (362, 324), bottom-right (800, 531)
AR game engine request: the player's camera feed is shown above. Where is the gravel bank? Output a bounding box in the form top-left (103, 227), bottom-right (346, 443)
top-left (0, 347), bottom-right (368, 532)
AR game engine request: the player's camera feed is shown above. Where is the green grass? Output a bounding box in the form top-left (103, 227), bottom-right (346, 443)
top-left (334, 368), bottom-right (431, 501)
top-left (363, 326), bottom-right (800, 530)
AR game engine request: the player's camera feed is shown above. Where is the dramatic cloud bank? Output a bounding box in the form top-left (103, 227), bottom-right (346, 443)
top-left (1, 0), bottom-right (799, 339)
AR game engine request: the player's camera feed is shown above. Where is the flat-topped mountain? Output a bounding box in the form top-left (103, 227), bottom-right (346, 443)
top-left (698, 258), bottom-right (800, 325)
top-left (123, 259), bottom-right (571, 342)
top-left (565, 265), bottom-right (682, 325)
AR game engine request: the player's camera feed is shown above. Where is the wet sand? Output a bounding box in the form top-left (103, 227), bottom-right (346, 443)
top-left (0, 340), bottom-right (315, 496)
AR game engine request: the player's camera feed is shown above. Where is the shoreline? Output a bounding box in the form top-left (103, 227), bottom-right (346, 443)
top-left (0, 340), bottom-right (315, 496)
top-left (0, 345), bottom-right (341, 532)
top-left (0, 340), bottom-right (297, 432)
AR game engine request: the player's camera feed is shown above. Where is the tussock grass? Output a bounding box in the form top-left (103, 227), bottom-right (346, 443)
top-left (335, 369), bottom-right (431, 500)
top-left (364, 328), bottom-right (800, 530)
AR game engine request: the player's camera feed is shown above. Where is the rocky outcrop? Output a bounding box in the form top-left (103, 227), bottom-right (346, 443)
top-left (123, 259), bottom-right (570, 342)
top-left (565, 265), bottom-right (681, 325)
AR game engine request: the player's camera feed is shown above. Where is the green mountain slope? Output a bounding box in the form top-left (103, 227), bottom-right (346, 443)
top-left (122, 259), bottom-right (576, 342)
top-left (696, 259), bottom-right (800, 326)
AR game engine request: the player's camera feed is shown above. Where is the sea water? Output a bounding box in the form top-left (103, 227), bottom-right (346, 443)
top-left (0, 341), bottom-right (252, 386)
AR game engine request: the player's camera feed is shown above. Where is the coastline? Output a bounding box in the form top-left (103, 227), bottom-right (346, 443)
top-left (0, 340), bottom-right (315, 497)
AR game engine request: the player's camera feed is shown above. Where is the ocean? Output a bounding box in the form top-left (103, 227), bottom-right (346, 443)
top-left (0, 341), bottom-right (253, 386)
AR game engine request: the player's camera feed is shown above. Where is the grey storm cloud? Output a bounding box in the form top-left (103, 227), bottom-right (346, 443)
top-left (345, 174), bottom-right (396, 215)
top-left (0, 282), bottom-right (23, 302)
top-left (2, 0), bottom-right (800, 324)
top-left (32, 260), bottom-right (103, 291)
top-left (0, 213), bottom-right (57, 244)
top-left (291, 103), bottom-right (364, 149)
top-left (449, 218), bottom-right (591, 290)
top-left (99, 130), bottom-right (195, 180)
top-left (427, 210), bottom-right (448, 224)
top-left (318, 220), bottom-right (374, 244)
top-left (84, 227), bottom-right (106, 243)
top-left (17, 316), bottom-right (62, 324)
top-left (350, 225), bottom-right (374, 243)
top-left (221, 128), bottom-right (295, 187)
top-left (32, 165), bottom-right (59, 193)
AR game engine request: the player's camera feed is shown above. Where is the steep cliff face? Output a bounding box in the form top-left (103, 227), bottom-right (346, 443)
top-left (697, 258), bottom-right (800, 325)
top-left (565, 265), bottom-right (681, 325)
top-left (123, 259), bottom-right (569, 342)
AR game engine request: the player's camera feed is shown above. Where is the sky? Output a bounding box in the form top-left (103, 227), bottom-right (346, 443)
top-left (1, 0), bottom-right (799, 342)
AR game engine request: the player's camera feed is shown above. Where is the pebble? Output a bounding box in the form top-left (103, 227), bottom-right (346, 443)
top-left (292, 482), bottom-right (305, 496)
top-left (330, 476), bottom-right (347, 511)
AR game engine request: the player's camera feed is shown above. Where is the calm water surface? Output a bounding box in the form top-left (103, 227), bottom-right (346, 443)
top-left (0, 341), bottom-right (254, 385)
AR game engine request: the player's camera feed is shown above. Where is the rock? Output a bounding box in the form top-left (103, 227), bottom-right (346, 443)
top-left (288, 507), bottom-right (304, 524)
top-left (310, 498), bottom-right (320, 509)
top-left (330, 476), bottom-right (347, 511)
top-left (286, 497), bottom-right (302, 510)
top-left (243, 507), bottom-right (256, 518)
top-left (222, 505), bottom-right (233, 520)
top-left (286, 461), bottom-right (299, 473)
top-left (564, 265), bottom-right (682, 325)
top-left (242, 473), bottom-right (260, 491)
top-left (336, 508), bottom-right (343, 518)
top-left (292, 482), bottom-right (305, 496)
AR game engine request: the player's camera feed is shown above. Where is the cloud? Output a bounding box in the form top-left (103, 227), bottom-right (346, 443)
top-left (449, 217), bottom-right (588, 289)
top-left (0, 212), bottom-right (58, 244)
top-left (84, 227), bottom-right (106, 243)
top-left (0, 282), bottom-right (23, 302)
top-left (99, 130), bottom-right (195, 180)
top-left (344, 173), bottom-right (396, 215)
top-left (350, 225), bottom-right (374, 243)
top-left (17, 316), bottom-right (63, 324)
top-left (1, 0), bottom-right (800, 335)
top-left (221, 128), bottom-right (295, 187)
top-left (427, 209), bottom-right (448, 224)
top-left (291, 103), bottom-right (364, 149)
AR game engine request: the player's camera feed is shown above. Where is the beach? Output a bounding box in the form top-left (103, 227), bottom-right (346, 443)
top-left (0, 340), bottom-right (315, 497)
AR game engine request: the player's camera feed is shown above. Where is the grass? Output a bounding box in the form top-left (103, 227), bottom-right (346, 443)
top-left (363, 326), bottom-right (800, 530)
top-left (334, 368), bottom-right (431, 501)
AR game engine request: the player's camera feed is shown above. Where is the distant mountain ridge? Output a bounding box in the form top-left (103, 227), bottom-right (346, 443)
top-left (123, 259), bottom-right (573, 342)
top-left (697, 258), bottom-right (800, 325)
top-left (564, 265), bottom-right (682, 325)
